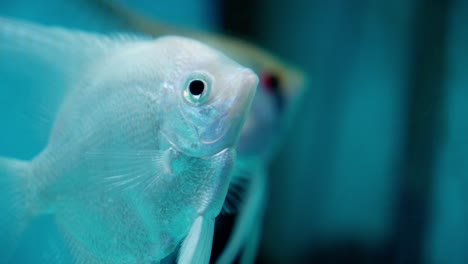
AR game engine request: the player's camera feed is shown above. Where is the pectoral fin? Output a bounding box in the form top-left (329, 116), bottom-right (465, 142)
top-left (83, 148), bottom-right (170, 194)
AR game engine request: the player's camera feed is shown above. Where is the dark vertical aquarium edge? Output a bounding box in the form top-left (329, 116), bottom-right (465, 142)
top-left (390, 0), bottom-right (451, 263)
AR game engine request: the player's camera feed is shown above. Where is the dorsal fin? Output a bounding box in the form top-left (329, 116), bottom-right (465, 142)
top-left (0, 17), bottom-right (150, 157)
top-left (0, 16), bottom-right (146, 77)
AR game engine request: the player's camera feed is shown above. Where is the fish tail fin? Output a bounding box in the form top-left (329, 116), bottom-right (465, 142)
top-left (0, 157), bottom-right (35, 260)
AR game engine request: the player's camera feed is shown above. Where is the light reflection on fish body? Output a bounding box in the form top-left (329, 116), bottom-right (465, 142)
top-left (0, 18), bottom-right (257, 263)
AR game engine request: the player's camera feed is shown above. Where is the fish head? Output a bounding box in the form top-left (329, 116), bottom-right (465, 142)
top-left (158, 37), bottom-right (258, 158)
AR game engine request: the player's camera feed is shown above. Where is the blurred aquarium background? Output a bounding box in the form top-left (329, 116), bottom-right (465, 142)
top-left (0, 0), bottom-right (467, 263)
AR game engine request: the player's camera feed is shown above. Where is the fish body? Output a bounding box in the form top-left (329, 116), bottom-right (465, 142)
top-left (86, 2), bottom-right (307, 263)
top-left (0, 18), bottom-right (257, 263)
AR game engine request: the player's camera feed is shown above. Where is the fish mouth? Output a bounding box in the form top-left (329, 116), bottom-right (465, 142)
top-left (197, 69), bottom-right (258, 150)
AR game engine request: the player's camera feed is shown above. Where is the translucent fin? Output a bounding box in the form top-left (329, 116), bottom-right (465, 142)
top-left (0, 17), bottom-right (150, 157)
top-left (0, 157), bottom-right (34, 262)
top-left (222, 171), bottom-right (249, 215)
top-left (83, 148), bottom-right (169, 194)
top-left (92, 0), bottom-right (190, 36)
top-left (239, 222), bottom-right (262, 264)
top-left (0, 16), bottom-right (148, 99)
top-left (0, 16), bottom-right (146, 80)
top-left (178, 216), bottom-right (215, 264)
top-left (222, 158), bottom-right (260, 215)
top-left (217, 164), bottom-right (267, 264)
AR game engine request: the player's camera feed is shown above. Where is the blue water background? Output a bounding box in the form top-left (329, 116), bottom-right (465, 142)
top-left (1, 0), bottom-right (467, 263)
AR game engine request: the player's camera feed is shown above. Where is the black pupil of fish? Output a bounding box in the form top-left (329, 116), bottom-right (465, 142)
top-left (265, 74), bottom-right (279, 91)
top-left (262, 73), bottom-right (284, 111)
top-left (189, 80), bottom-right (205, 96)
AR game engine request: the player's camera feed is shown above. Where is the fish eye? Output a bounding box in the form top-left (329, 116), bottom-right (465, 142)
top-left (183, 75), bottom-right (211, 105)
top-left (189, 80), bottom-right (205, 96)
top-left (261, 72), bottom-right (281, 92)
top-left (261, 71), bottom-right (285, 110)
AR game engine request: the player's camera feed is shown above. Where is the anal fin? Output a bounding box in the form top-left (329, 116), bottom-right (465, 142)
top-left (178, 216), bottom-right (215, 264)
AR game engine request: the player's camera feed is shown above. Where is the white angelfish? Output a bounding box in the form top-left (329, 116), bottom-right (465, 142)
top-left (0, 17), bottom-right (257, 264)
top-left (85, 2), bottom-right (308, 263)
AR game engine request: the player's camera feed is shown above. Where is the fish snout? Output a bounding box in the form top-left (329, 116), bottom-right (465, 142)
top-left (195, 68), bottom-right (258, 155)
top-left (225, 68), bottom-right (258, 142)
top-left (240, 68), bottom-right (258, 99)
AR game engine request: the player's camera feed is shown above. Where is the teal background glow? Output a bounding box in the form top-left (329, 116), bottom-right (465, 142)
top-left (1, 0), bottom-right (467, 263)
